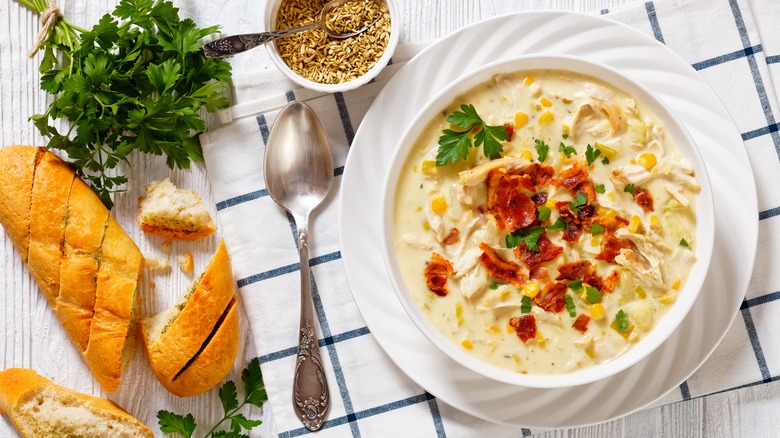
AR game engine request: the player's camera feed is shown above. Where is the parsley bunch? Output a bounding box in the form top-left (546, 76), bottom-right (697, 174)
top-left (437, 104), bottom-right (509, 166)
top-left (21, 0), bottom-right (231, 208)
top-left (158, 358), bottom-right (268, 438)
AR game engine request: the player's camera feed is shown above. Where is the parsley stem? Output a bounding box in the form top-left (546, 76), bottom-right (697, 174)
top-left (203, 399), bottom-right (250, 438)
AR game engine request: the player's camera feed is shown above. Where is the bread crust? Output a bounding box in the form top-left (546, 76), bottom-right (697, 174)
top-left (0, 368), bottom-right (153, 437)
top-left (139, 222), bottom-right (216, 241)
top-left (0, 146), bottom-right (41, 263)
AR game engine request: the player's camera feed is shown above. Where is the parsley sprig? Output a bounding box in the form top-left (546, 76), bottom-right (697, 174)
top-left (437, 104), bottom-right (509, 166)
top-left (157, 358), bottom-right (268, 438)
top-left (506, 226), bottom-right (545, 252)
top-left (20, 0), bottom-right (232, 208)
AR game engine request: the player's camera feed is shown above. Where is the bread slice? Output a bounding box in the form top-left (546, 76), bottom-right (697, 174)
top-left (0, 368), bottom-right (152, 437)
top-left (0, 146), bottom-right (41, 262)
top-left (137, 178), bottom-right (216, 241)
top-left (142, 239), bottom-right (239, 397)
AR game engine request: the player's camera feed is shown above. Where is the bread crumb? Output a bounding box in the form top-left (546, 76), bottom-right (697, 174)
top-left (137, 178), bottom-right (217, 241)
top-left (144, 255), bottom-right (170, 272)
top-left (178, 252), bottom-right (194, 274)
top-left (161, 241), bottom-right (172, 253)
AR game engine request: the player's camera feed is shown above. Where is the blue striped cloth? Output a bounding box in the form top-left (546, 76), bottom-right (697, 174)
top-left (200, 0), bottom-right (780, 435)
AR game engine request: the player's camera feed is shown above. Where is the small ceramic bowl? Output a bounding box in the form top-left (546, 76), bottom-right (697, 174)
top-left (261, 0), bottom-right (399, 93)
top-left (380, 54), bottom-right (715, 388)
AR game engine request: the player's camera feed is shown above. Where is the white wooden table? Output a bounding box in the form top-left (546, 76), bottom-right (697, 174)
top-left (1, 0), bottom-right (779, 436)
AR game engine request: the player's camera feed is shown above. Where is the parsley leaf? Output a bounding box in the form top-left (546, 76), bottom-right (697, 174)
top-left (564, 294), bottom-right (576, 317)
top-left (559, 142), bottom-right (577, 157)
top-left (157, 411), bottom-right (196, 438)
top-left (547, 218), bottom-right (567, 231)
top-left (585, 144), bottom-right (602, 166)
top-left (489, 282), bottom-right (499, 290)
top-left (436, 104), bottom-right (509, 166)
top-left (624, 183), bottom-right (636, 195)
top-left (537, 205), bottom-right (551, 222)
top-left (601, 156), bottom-right (610, 165)
top-left (569, 192), bottom-right (588, 213)
top-left (590, 223), bottom-right (605, 235)
top-left (534, 139), bottom-right (549, 162)
top-left (680, 238), bottom-right (690, 249)
top-left (521, 295), bottom-right (533, 313)
top-left (585, 286), bottom-right (602, 304)
top-left (594, 183), bottom-right (606, 194)
top-left (506, 226), bottom-right (546, 252)
top-left (616, 310), bottom-right (630, 333)
top-left (568, 280), bottom-right (583, 292)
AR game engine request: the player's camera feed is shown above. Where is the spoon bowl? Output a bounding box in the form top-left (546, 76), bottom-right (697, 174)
top-left (264, 101), bottom-right (333, 431)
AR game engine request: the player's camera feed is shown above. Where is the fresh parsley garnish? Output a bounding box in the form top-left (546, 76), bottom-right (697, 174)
top-left (564, 294), bottom-right (576, 317)
top-left (506, 226), bottom-right (546, 252)
top-left (521, 295), bottom-right (533, 313)
top-left (680, 238), bottom-right (690, 249)
top-left (22, 0), bottom-right (232, 208)
top-left (616, 310), bottom-right (630, 333)
top-left (568, 279), bottom-right (583, 292)
top-left (436, 104), bottom-right (509, 166)
top-left (547, 217), bottom-right (567, 231)
top-left (591, 223), bottom-right (605, 235)
top-left (594, 183), bottom-right (606, 194)
top-left (569, 192), bottom-right (588, 213)
top-left (157, 358), bottom-right (267, 438)
top-left (585, 144), bottom-right (602, 166)
top-left (534, 139), bottom-right (549, 162)
top-left (624, 183), bottom-right (636, 195)
top-left (489, 282), bottom-right (499, 290)
top-left (601, 156), bottom-right (610, 165)
top-left (559, 142), bottom-right (577, 158)
top-left (585, 285), bottom-right (602, 304)
top-left (562, 133), bottom-right (569, 139)
top-left (537, 205), bottom-right (551, 222)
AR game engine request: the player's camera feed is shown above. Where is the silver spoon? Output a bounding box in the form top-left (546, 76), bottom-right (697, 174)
top-left (203, 0), bottom-right (385, 58)
top-left (264, 102), bottom-right (333, 431)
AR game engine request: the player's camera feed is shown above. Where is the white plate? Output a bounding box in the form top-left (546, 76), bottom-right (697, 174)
top-left (339, 11), bottom-right (758, 428)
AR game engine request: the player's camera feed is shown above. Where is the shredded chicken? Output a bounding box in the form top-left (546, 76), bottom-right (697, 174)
top-left (458, 157), bottom-right (529, 187)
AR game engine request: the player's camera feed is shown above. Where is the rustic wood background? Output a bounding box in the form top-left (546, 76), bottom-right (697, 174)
top-left (1, 0), bottom-right (778, 436)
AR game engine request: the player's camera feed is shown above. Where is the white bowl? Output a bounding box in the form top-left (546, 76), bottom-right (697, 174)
top-left (261, 0), bottom-right (399, 93)
top-left (381, 54), bottom-right (715, 388)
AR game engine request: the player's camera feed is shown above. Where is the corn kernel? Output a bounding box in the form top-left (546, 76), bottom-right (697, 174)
top-left (488, 325), bottom-right (501, 334)
top-left (562, 97), bottom-right (573, 104)
top-left (590, 235), bottom-right (601, 246)
top-left (659, 293), bottom-right (676, 304)
top-left (422, 303), bottom-right (430, 311)
top-left (416, 206), bottom-right (422, 212)
top-left (455, 303), bottom-right (463, 326)
top-left (545, 198), bottom-right (557, 210)
top-left (610, 320), bottom-right (634, 339)
top-left (539, 97), bottom-right (552, 107)
top-left (607, 192), bottom-right (616, 201)
top-left (522, 280), bottom-right (540, 298)
top-left (524, 75), bottom-right (535, 86)
top-left (537, 331), bottom-right (546, 347)
top-left (507, 321), bottom-right (515, 333)
top-left (597, 207), bottom-right (617, 218)
top-left (538, 111), bottom-right (554, 124)
top-left (461, 339), bottom-right (473, 350)
top-left (649, 214), bottom-right (661, 230)
top-left (635, 285), bottom-right (646, 299)
top-left (636, 152), bottom-right (657, 169)
top-left (594, 142), bottom-right (618, 159)
top-left (431, 195), bottom-right (447, 214)
top-left (422, 221), bottom-right (431, 231)
top-left (500, 290), bottom-right (511, 300)
top-left (672, 279), bottom-right (681, 290)
top-left (590, 303), bottom-right (605, 319)
top-left (562, 123), bottom-right (570, 133)
top-left (514, 111), bottom-right (529, 128)
top-left (421, 160), bottom-right (437, 175)
top-left (627, 215), bottom-right (642, 234)
top-left (520, 149), bottom-right (533, 160)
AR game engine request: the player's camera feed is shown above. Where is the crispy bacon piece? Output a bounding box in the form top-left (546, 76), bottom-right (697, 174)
top-left (556, 199), bottom-right (597, 243)
top-left (596, 232), bottom-right (634, 263)
top-left (425, 252), bottom-right (454, 297)
top-left (534, 281), bottom-right (568, 313)
top-left (600, 269), bottom-right (620, 293)
top-left (598, 215), bottom-right (629, 232)
top-left (634, 187), bottom-right (654, 212)
top-left (531, 192), bottom-right (548, 206)
top-left (576, 181), bottom-right (597, 204)
top-left (556, 260), bottom-right (591, 280)
top-left (515, 233), bottom-right (563, 269)
top-left (442, 228), bottom-right (460, 245)
top-left (517, 163), bottom-right (555, 189)
top-left (572, 314), bottom-right (591, 333)
top-left (504, 123), bottom-right (515, 141)
top-left (530, 266), bottom-right (550, 281)
top-left (479, 242), bottom-right (528, 287)
top-left (558, 162), bottom-right (589, 189)
top-left (509, 315), bottom-right (537, 343)
top-left (486, 169), bottom-right (536, 231)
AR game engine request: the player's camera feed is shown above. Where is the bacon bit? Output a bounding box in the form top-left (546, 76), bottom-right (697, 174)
top-left (425, 252), bottom-right (454, 297)
top-left (486, 169), bottom-right (537, 231)
top-left (556, 260), bottom-right (592, 280)
top-left (530, 266), bottom-right (549, 281)
top-left (516, 233), bottom-right (563, 268)
top-left (504, 123), bottom-right (515, 141)
top-left (516, 163), bottom-right (555, 189)
top-left (634, 187), bottom-right (654, 212)
top-left (576, 181), bottom-right (597, 204)
top-left (556, 199), bottom-right (597, 242)
top-left (531, 192), bottom-right (548, 206)
top-left (598, 215), bottom-right (629, 232)
top-left (572, 314), bottom-right (591, 333)
top-left (596, 232), bottom-right (634, 263)
top-left (509, 315), bottom-right (537, 343)
top-left (479, 242), bottom-right (528, 287)
top-left (600, 269), bottom-right (620, 293)
top-left (534, 281), bottom-right (567, 313)
top-left (558, 162), bottom-right (589, 189)
top-left (442, 228), bottom-right (460, 245)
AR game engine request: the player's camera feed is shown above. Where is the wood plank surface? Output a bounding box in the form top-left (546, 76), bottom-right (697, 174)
top-left (1, 0), bottom-right (778, 437)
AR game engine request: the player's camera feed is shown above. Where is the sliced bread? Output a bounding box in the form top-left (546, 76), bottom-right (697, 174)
top-left (137, 178), bottom-right (216, 241)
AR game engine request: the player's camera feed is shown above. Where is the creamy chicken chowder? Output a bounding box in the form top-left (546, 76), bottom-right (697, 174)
top-left (392, 70), bottom-right (700, 375)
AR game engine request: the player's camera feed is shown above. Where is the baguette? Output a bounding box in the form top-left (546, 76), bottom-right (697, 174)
top-left (137, 178), bottom-right (217, 241)
top-left (142, 239), bottom-right (239, 397)
top-left (0, 146), bottom-right (143, 393)
top-left (0, 368), bottom-right (153, 437)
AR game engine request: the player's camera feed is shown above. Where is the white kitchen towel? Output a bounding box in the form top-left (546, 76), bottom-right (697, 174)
top-left (200, 0), bottom-right (780, 436)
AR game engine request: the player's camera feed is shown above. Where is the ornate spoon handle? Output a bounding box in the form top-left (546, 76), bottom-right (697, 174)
top-left (203, 23), bottom-right (318, 58)
top-left (292, 220), bottom-right (330, 431)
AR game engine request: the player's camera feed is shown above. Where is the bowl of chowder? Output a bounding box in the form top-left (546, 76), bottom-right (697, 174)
top-left (381, 55), bottom-right (714, 388)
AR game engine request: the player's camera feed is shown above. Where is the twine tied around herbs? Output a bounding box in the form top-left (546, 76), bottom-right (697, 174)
top-left (28, 0), bottom-right (63, 58)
